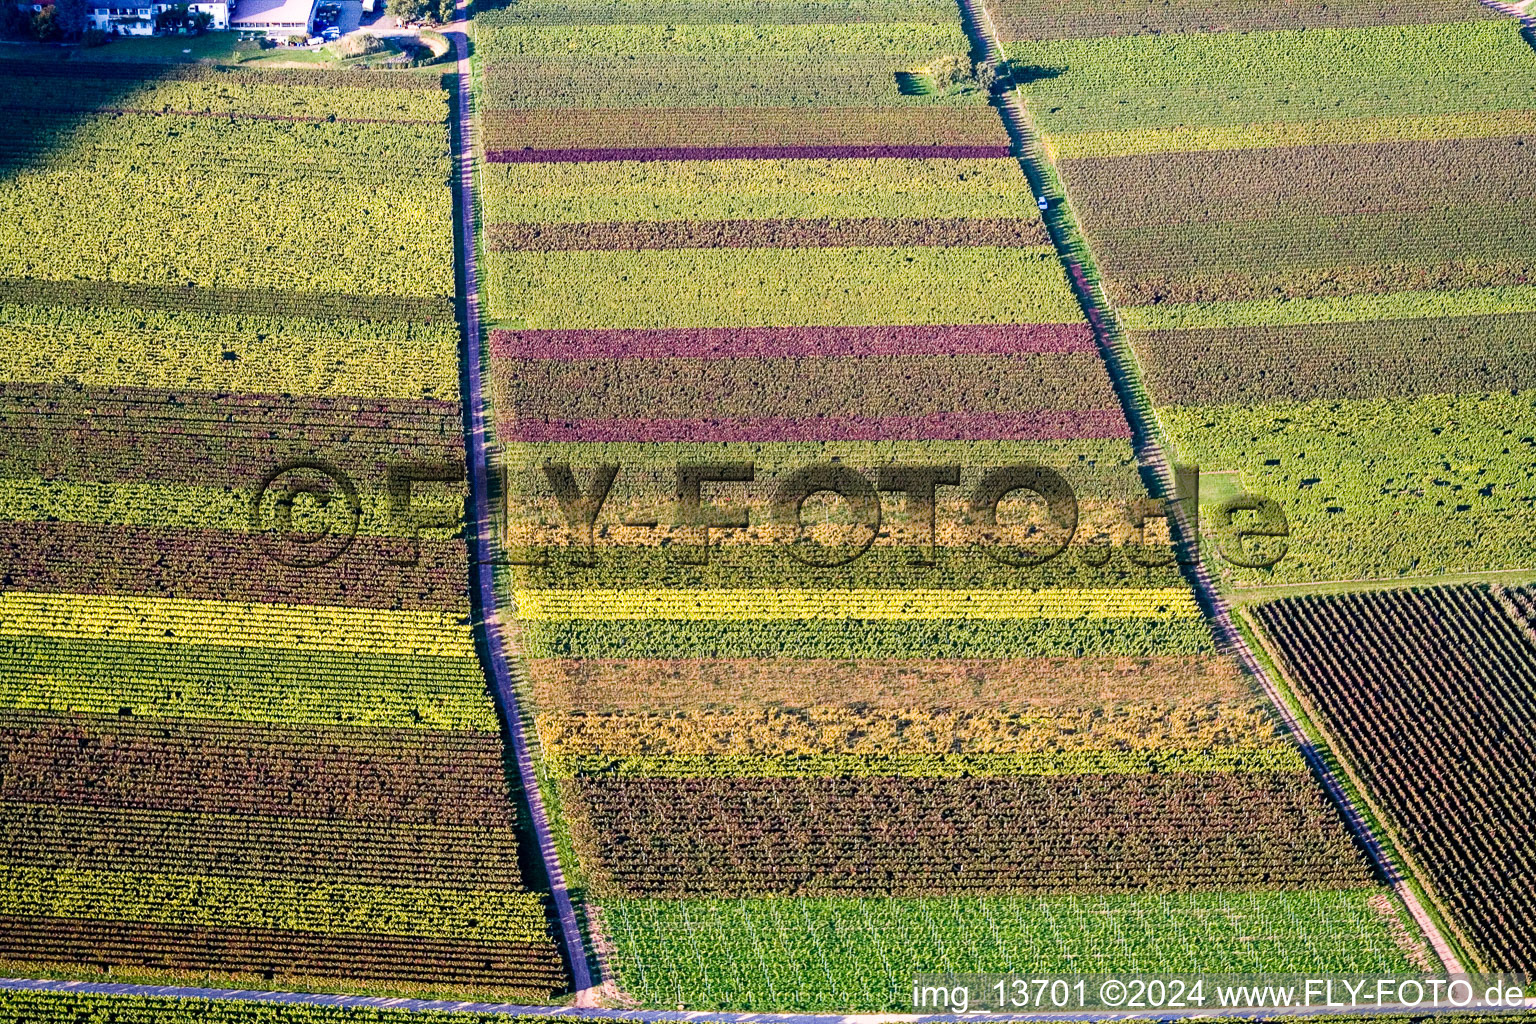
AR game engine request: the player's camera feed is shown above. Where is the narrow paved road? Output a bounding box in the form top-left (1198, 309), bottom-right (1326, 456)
top-left (953, 0), bottom-right (1466, 979)
top-left (446, 12), bottom-right (595, 999)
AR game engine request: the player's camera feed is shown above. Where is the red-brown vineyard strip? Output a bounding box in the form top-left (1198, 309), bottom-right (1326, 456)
top-left (1254, 586), bottom-right (1536, 973)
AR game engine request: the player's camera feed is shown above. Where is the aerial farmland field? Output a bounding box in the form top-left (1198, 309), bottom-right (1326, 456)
top-left (0, 0), bottom-right (1533, 1016)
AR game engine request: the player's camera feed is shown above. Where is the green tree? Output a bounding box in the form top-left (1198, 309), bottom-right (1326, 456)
top-left (385, 0), bottom-right (427, 22)
top-left (926, 53), bottom-right (972, 93)
top-left (29, 5), bottom-right (60, 40)
top-left (53, 0), bottom-right (86, 38)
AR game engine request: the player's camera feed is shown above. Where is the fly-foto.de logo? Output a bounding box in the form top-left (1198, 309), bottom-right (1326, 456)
top-left (249, 459), bottom-right (465, 568)
top-left (498, 461), bottom-right (1290, 571)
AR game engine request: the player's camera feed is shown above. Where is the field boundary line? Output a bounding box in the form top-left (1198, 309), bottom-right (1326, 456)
top-left (1230, 566), bottom-right (1536, 599)
top-left (447, 11), bottom-right (594, 1000)
top-left (952, 0), bottom-right (1466, 977)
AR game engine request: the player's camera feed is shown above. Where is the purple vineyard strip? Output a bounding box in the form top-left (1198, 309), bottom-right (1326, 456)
top-left (486, 217), bottom-right (1049, 251)
top-left (491, 324), bottom-right (1096, 360)
top-left (484, 144), bottom-right (1014, 163)
top-left (505, 409), bottom-right (1131, 443)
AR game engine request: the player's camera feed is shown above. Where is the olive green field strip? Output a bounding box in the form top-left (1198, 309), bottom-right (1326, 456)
top-left (479, 56), bottom-right (986, 109)
top-left (0, 307), bottom-right (463, 399)
top-left (484, 247), bottom-right (1079, 329)
top-left (2, 108), bottom-right (454, 301)
top-left (0, 592), bottom-right (471, 657)
top-left (1, 634), bottom-right (494, 730)
top-left (1016, 22), bottom-right (1536, 139)
top-left (988, 0), bottom-right (1497, 39)
top-left (487, 217), bottom-right (1048, 251)
top-left (0, 864), bottom-right (550, 945)
top-left (1162, 395), bottom-right (1536, 584)
top-left (477, 0), bottom-right (962, 26)
top-left (509, 548), bottom-right (1196, 592)
top-left (474, 22), bottom-right (972, 60)
top-left (481, 158), bottom-right (1039, 224)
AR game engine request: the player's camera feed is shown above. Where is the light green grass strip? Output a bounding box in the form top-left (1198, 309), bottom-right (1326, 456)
top-left (548, 746), bottom-right (1303, 777)
top-left (1050, 109), bottom-right (1536, 159)
top-left (1119, 285), bottom-right (1536, 330)
top-left (1021, 21), bottom-right (1536, 136)
top-left (485, 246), bottom-right (1080, 328)
top-left (0, 864), bottom-right (549, 943)
top-left (603, 890), bottom-right (1416, 1011)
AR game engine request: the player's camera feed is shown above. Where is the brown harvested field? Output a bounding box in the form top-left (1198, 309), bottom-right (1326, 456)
top-left (537, 699), bottom-right (1284, 756)
top-left (1062, 136), bottom-right (1536, 232)
top-left (1107, 257), bottom-right (1535, 306)
top-left (0, 712), bottom-right (517, 828)
top-left (0, 522), bottom-right (469, 611)
top-left (1133, 313), bottom-right (1536, 405)
top-left (481, 105), bottom-right (1007, 152)
top-left (1091, 207), bottom-right (1533, 277)
top-left (1057, 136), bottom-right (1536, 303)
top-left (527, 655), bottom-right (1250, 711)
top-left (486, 217), bottom-right (1048, 251)
top-left (989, 0), bottom-right (1495, 40)
top-left (564, 773), bottom-right (1371, 896)
top-left (0, 802), bottom-right (529, 891)
top-left (0, 916), bottom-right (566, 991)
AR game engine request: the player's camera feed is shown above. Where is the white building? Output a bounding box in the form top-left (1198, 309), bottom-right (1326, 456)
top-left (228, 0), bottom-right (313, 33)
top-left (87, 4), bottom-right (154, 34)
top-left (86, 0), bottom-right (229, 33)
top-left (187, 0), bottom-right (229, 27)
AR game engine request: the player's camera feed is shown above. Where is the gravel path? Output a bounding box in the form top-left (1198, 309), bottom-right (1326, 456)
top-left (445, 11), bottom-right (596, 1000)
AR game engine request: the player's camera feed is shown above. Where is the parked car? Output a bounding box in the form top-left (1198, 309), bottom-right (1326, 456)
top-left (322, 26), bottom-right (340, 40)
